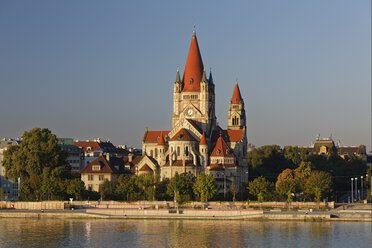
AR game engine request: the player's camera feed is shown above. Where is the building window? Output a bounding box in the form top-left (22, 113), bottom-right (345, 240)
top-left (88, 175), bottom-right (94, 181)
top-left (99, 175), bottom-right (104, 181)
top-left (185, 146), bottom-right (189, 156)
top-left (177, 146), bottom-right (180, 156)
top-left (92, 165), bottom-right (100, 171)
top-left (150, 150), bottom-right (153, 157)
top-left (155, 148), bottom-right (158, 158)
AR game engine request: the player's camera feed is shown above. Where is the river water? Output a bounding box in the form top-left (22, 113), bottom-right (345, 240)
top-left (0, 218), bottom-right (371, 247)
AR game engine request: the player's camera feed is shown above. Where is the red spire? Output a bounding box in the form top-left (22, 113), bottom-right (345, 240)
top-left (157, 132), bottom-right (166, 145)
top-left (182, 30), bottom-right (204, 92)
top-left (200, 133), bottom-right (207, 145)
top-left (231, 83), bottom-right (242, 104)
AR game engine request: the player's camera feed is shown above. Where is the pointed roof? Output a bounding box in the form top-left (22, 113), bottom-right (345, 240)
top-left (182, 31), bottom-right (204, 92)
top-left (80, 155), bottom-right (124, 174)
top-left (231, 83), bottom-right (243, 104)
top-left (171, 128), bottom-right (196, 141)
top-left (209, 69), bottom-right (214, 85)
top-left (157, 132), bottom-right (166, 146)
top-left (200, 132), bottom-right (207, 145)
top-left (175, 67), bottom-right (181, 83)
top-left (211, 136), bottom-right (234, 157)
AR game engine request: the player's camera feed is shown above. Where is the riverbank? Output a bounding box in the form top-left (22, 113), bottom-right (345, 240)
top-left (0, 209), bottom-right (371, 222)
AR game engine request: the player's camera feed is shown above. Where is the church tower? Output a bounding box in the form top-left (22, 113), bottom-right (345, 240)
top-left (172, 29), bottom-right (216, 136)
top-left (228, 83), bottom-right (246, 130)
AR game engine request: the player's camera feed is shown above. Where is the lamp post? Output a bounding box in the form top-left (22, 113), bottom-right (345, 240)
top-left (351, 178), bottom-right (354, 203)
top-left (355, 177), bottom-right (358, 201)
top-left (361, 176), bottom-right (364, 200)
top-left (223, 165), bottom-right (226, 200)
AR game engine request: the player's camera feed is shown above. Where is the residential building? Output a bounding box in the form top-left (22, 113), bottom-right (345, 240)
top-left (58, 138), bottom-right (85, 172)
top-left (74, 139), bottom-right (122, 167)
top-left (80, 154), bottom-right (128, 191)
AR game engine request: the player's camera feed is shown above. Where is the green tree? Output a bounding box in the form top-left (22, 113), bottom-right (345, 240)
top-left (3, 128), bottom-right (70, 200)
top-left (0, 187), bottom-right (4, 201)
top-left (248, 176), bottom-right (273, 202)
top-left (275, 168), bottom-right (300, 202)
top-left (248, 145), bottom-right (293, 181)
top-left (99, 179), bottom-right (118, 200)
top-left (136, 174), bottom-right (159, 201)
top-left (66, 179), bottom-right (85, 200)
top-left (284, 146), bottom-right (309, 167)
top-left (193, 173), bottom-right (217, 202)
top-left (304, 171), bottom-right (332, 202)
top-left (116, 175), bottom-right (136, 201)
top-left (167, 173), bottom-right (195, 202)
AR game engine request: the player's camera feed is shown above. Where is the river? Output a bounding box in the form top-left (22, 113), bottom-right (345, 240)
top-left (0, 218), bottom-right (371, 247)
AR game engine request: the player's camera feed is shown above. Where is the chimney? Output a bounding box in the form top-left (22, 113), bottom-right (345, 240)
top-left (105, 153), bottom-right (110, 162)
top-left (128, 152), bottom-right (133, 162)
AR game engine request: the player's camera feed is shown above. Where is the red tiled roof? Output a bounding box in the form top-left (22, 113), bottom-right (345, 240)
top-left (200, 133), bottom-right (207, 145)
top-left (212, 129), bottom-right (244, 143)
top-left (139, 164), bottom-right (153, 172)
top-left (81, 156), bottom-right (119, 174)
top-left (211, 136), bottom-right (234, 157)
top-left (157, 132), bottom-right (166, 145)
top-left (132, 155), bottom-right (144, 164)
top-left (231, 83), bottom-right (243, 104)
top-left (171, 128), bottom-right (196, 141)
top-left (74, 141), bottom-right (116, 152)
top-left (143, 131), bottom-right (170, 143)
top-left (182, 32), bottom-right (204, 92)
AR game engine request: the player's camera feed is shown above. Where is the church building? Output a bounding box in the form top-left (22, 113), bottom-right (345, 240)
top-left (133, 30), bottom-right (248, 189)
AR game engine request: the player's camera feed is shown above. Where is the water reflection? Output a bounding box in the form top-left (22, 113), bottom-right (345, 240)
top-left (0, 218), bottom-right (371, 247)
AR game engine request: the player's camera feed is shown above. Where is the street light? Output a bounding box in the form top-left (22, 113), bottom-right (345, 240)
top-left (355, 177), bottom-right (358, 202)
top-left (351, 178), bottom-right (354, 203)
top-left (361, 176), bottom-right (363, 200)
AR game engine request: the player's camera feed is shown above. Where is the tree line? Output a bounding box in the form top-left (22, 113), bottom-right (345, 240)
top-left (246, 145), bottom-right (368, 202)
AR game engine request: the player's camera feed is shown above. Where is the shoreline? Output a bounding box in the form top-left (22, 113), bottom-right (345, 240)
top-left (0, 210), bottom-right (371, 222)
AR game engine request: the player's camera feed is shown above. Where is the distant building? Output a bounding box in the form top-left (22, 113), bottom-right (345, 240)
top-left (0, 138), bottom-right (21, 200)
top-left (58, 138), bottom-right (85, 172)
top-left (74, 139), bottom-right (125, 167)
top-left (302, 135), bottom-right (367, 159)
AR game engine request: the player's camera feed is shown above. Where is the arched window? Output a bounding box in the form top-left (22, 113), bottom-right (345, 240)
top-left (185, 146), bottom-right (189, 156)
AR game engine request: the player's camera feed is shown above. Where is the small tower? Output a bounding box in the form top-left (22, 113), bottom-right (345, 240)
top-left (228, 82), bottom-right (246, 130)
top-left (199, 132), bottom-right (208, 171)
top-left (156, 132), bottom-right (167, 165)
top-left (173, 67), bottom-right (182, 126)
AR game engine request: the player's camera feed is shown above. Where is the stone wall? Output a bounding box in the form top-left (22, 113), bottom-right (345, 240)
top-left (0, 201), bottom-right (65, 210)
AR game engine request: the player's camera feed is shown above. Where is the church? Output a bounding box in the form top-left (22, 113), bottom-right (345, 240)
top-left (133, 29), bottom-right (248, 189)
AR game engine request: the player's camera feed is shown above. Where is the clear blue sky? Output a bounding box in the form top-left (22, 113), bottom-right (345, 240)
top-left (0, 0), bottom-right (370, 151)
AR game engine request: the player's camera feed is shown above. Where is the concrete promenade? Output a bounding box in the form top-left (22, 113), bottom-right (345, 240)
top-left (0, 208), bottom-right (371, 222)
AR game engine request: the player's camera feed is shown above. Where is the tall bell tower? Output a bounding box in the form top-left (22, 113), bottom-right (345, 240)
top-left (172, 29), bottom-right (216, 135)
top-left (228, 82), bottom-right (246, 130)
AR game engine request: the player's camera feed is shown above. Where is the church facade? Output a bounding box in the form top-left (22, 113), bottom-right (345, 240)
top-left (133, 30), bottom-right (248, 189)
